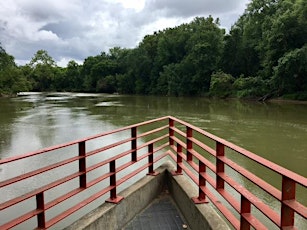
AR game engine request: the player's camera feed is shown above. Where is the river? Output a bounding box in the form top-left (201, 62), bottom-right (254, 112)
top-left (0, 92), bottom-right (306, 229)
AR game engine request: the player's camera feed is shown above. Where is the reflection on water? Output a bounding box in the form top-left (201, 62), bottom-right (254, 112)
top-left (0, 93), bottom-right (306, 228)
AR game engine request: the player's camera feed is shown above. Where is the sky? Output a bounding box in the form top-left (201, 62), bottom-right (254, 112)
top-left (0, 0), bottom-right (250, 67)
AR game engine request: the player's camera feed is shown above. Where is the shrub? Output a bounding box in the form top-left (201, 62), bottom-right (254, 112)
top-left (209, 71), bottom-right (235, 98)
top-left (233, 76), bottom-right (269, 98)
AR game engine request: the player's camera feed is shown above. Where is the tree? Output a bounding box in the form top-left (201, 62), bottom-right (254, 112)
top-left (219, 0), bottom-right (307, 99)
top-left (261, 0), bottom-right (307, 78)
top-left (182, 16), bottom-right (225, 94)
top-left (66, 60), bottom-right (82, 91)
top-left (81, 52), bottom-right (121, 92)
top-left (29, 50), bottom-right (56, 67)
top-left (0, 44), bottom-right (30, 94)
top-left (0, 43), bottom-right (15, 69)
top-left (272, 44), bottom-right (307, 96)
top-left (221, 23), bottom-right (244, 77)
top-left (28, 50), bottom-right (57, 91)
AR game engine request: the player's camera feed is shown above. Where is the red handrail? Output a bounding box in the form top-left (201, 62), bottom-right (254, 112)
top-left (0, 116), bottom-right (306, 229)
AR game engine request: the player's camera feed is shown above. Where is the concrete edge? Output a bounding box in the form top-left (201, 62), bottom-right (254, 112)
top-left (165, 163), bottom-right (230, 230)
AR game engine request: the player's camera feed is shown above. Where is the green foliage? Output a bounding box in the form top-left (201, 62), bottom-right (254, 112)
top-left (96, 75), bottom-right (117, 93)
top-left (153, 16), bottom-right (225, 96)
top-left (260, 0), bottom-right (307, 78)
top-left (0, 44), bottom-right (31, 95)
top-left (29, 50), bottom-right (56, 67)
top-left (209, 71), bottom-right (235, 98)
top-left (272, 44), bottom-right (307, 94)
top-left (0, 44), bottom-right (15, 69)
top-left (0, 67), bottom-right (30, 94)
top-left (157, 63), bottom-right (181, 96)
top-left (65, 60), bottom-right (82, 91)
top-left (28, 50), bottom-right (57, 91)
top-left (80, 50), bottom-right (126, 93)
top-left (233, 76), bottom-right (269, 98)
top-left (221, 0), bottom-right (307, 99)
top-left (221, 28), bottom-right (244, 77)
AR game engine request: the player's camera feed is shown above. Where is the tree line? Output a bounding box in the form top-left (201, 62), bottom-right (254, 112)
top-left (1, 0), bottom-right (306, 100)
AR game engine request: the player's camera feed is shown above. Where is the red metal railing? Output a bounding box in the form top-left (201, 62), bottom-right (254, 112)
top-left (0, 117), bottom-right (169, 229)
top-left (0, 116), bottom-right (306, 229)
top-left (168, 116), bottom-right (307, 230)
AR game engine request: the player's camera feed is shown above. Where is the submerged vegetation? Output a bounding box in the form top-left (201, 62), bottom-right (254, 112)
top-left (1, 0), bottom-right (306, 100)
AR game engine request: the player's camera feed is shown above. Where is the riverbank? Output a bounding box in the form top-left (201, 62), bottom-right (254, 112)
top-left (268, 98), bottom-right (307, 104)
top-left (2, 91), bottom-right (307, 105)
top-left (0, 93), bottom-right (14, 97)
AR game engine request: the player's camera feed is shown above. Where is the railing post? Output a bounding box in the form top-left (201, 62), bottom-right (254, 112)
top-left (169, 118), bottom-right (174, 146)
top-left (172, 143), bottom-right (183, 175)
top-left (186, 127), bottom-right (193, 162)
top-left (131, 127), bottom-right (137, 162)
top-left (192, 161), bottom-right (209, 204)
top-left (240, 196), bottom-right (251, 230)
top-left (79, 141), bottom-right (87, 188)
top-left (147, 143), bottom-right (159, 176)
top-left (106, 160), bottom-right (123, 204)
top-left (281, 176), bottom-right (295, 228)
top-left (216, 142), bottom-right (225, 189)
top-left (36, 192), bottom-right (46, 229)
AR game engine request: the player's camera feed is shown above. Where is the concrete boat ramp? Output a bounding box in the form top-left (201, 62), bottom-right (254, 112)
top-left (65, 162), bottom-right (229, 230)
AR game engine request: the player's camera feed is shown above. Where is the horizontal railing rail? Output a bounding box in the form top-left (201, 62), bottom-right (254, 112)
top-left (0, 116), bottom-right (306, 229)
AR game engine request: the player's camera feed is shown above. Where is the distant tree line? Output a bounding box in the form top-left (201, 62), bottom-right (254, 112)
top-left (1, 0), bottom-right (306, 100)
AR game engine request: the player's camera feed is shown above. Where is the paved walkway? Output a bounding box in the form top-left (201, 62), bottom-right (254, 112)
top-left (123, 192), bottom-right (189, 230)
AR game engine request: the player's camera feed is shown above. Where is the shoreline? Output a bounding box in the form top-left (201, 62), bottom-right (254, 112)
top-left (267, 98), bottom-right (307, 104)
top-left (2, 92), bottom-right (307, 104)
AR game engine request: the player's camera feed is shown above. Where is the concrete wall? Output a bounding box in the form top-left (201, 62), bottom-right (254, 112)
top-left (65, 161), bottom-right (230, 230)
top-left (165, 163), bottom-right (230, 230)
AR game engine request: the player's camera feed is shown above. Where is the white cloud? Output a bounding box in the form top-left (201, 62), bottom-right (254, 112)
top-left (112, 0), bottom-right (146, 12)
top-left (36, 30), bottom-right (59, 41)
top-left (0, 0), bottom-right (250, 67)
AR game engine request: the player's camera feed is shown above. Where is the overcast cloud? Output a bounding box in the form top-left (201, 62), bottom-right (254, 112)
top-left (0, 0), bottom-right (250, 66)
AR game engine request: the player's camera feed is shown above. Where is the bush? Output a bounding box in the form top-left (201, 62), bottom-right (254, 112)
top-left (209, 71), bottom-right (235, 98)
top-left (233, 76), bottom-right (269, 98)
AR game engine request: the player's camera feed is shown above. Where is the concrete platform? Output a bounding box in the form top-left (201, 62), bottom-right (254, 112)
top-left (65, 161), bottom-right (230, 230)
top-left (124, 192), bottom-right (188, 230)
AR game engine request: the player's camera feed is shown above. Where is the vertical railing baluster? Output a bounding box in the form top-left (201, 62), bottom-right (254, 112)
top-left (79, 141), bottom-right (86, 188)
top-left (216, 142), bottom-right (225, 189)
top-left (172, 143), bottom-right (183, 175)
top-left (169, 118), bottom-right (174, 146)
top-left (186, 127), bottom-right (193, 162)
top-left (176, 143), bottom-right (183, 174)
top-left (131, 127), bottom-right (137, 162)
top-left (147, 143), bottom-right (159, 176)
top-left (281, 176), bottom-right (295, 228)
top-left (110, 160), bottom-right (116, 199)
top-left (192, 161), bottom-right (209, 204)
top-left (106, 160), bottom-right (123, 203)
top-left (240, 196), bottom-right (251, 230)
top-left (36, 192), bottom-right (46, 229)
